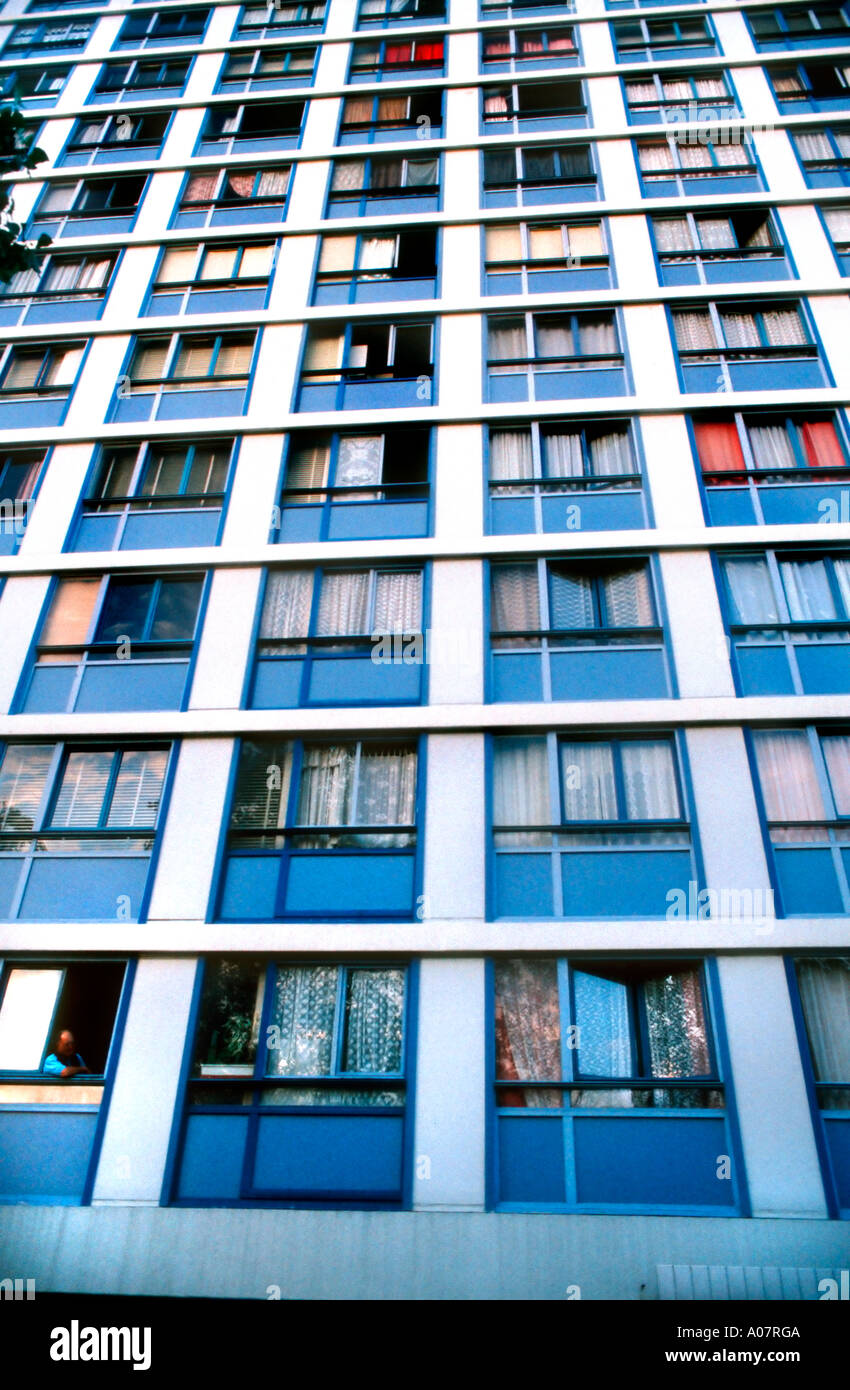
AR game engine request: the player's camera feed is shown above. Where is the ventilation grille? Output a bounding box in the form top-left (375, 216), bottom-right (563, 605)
top-left (657, 1264), bottom-right (843, 1300)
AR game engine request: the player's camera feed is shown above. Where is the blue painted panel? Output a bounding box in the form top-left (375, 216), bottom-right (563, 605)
top-left (250, 657), bottom-right (304, 708)
top-left (729, 360), bottom-right (827, 391)
top-left (0, 859), bottom-right (22, 918)
top-left (561, 849), bottom-right (692, 917)
top-left (483, 190), bottom-right (518, 209)
top-left (486, 272), bottom-right (523, 295)
top-left (542, 491), bottom-right (644, 531)
top-left (490, 497), bottom-right (536, 533)
top-left (760, 485), bottom-right (850, 525)
top-left (341, 379), bottom-right (427, 409)
top-left (210, 205), bottom-right (286, 226)
top-left (703, 257), bottom-right (790, 284)
top-left (362, 194), bottom-right (438, 216)
top-left (353, 278), bottom-right (436, 303)
top-left (574, 1115), bottom-right (730, 1206)
top-left (278, 507), bottom-right (322, 541)
top-left (527, 267), bottom-right (610, 292)
top-left (491, 652), bottom-right (544, 702)
top-left (156, 387), bottom-right (246, 420)
top-left (219, 855), bottom-right (280, 920)
top-left (283, 852), bottom-right (415, 918)
top-left (774, 848), bottom-right (844, 914)
top-left (65, 215), bottom-right (135, 236)
top-left (498, 1115), bottom-right (565, 1203)
top-left (0, 527), bottom-right (21, 553)
top-left (805, 171), bottom-right (850, 189)
top-left (313, 283), bottom-right (350, 306)
top-left (535, 367), bottom-right (627, 399)
top-left (146, 293), bottom-right (183, 316)
top-left (176, 1115), bottom-right (249, 1199)
top-left (659, 262), bottom-right (701, 286)
top-left (21, 666), bottom-right (77, 713)
top-left (19, 856), bottom-right (150, 920)
top-left (824, 1118), bottom-right (850, 1209)
top-left (550, 648), bottom-right (668, 700)
top-left (704, 488), bottom-right (756, 526)
top-left (187, 287), bottom-right (267, 314)
top-left (25, 299), bottom-right (103, 324)
top-left (523, 184), bottom-right (598, 204)
top-left (252, 1114), bottom-right (404, 1196)
top-left (74, 661), bottom-right (188, 712)
top-left (0, 399), bottom-right (66, 427)
top-left (494, 853), bottom-right (554, 917)
top-left (297, 383), bottom-right (338, 412)
top-left (0, 1109), bottom-right (97, 1200)
top-left (0, 303), bottom-right (22, 326)
top-left (796, 643), bottom-right (850, 694)
top-left (735, 645), bottom-right (794, 696)
top-left (172, 211), bottom-right (208, 229)
top-left (112, 393), bottom-right (155, 423)
top-left (489, 374), bottom-right (529, 403)
top-left (93, 144), bottom-right (160, 165)
top-left (307, 655), bottom-right (422, 704)
top-left (327, 500), bottom-right (429, 539)
top-left (73, 513), bottom-right (122, 550)
top-left (121, 508), bottom-right (221, 549)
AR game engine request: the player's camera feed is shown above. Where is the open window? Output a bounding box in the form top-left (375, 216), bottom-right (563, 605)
top-left (277, 426), bottom-right (430, 540)
top-left (314, 228), bottom-right (437, 304)
top-left (298, 319), bottom-right (434, 410)
top-left (694, 410), bottom-right (849, 524)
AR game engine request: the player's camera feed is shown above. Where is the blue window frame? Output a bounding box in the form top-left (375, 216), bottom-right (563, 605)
top-left (29, 174), bottom-right (148, 239)
top-left (487, 417), bottom-right (648, 534)
top-left (790, 956), bottom-right (850, 1217)
top-left (195, 100), bottom-right (304, 156)
top-left (276, 425), bottom-right (431, 541)
top-left (491, 957), bottom-right (741, 1212)
top-left (172, 165), bottom-right (290, 229)
top-left (792, 126), bottom-right (850, 186)
top-left (0, 66), bottom-right (70, 107)
top-left (489, 555), bottom-right (671, 702)
top-left (651, 207), bottom-right (792, 286)
top-left (172, 958), bottom-right (411, 1205)
top-left (297, 318), bottom-right (434, 411)
top-left (357, 0), bottom-right (445, 27)
top-left (482, 78), bottom-right (587, 133)
top-left (249, 564), bottom-right (426, 708)
top-left (483, 216), bottom-right (611, 294)
top-left (17, 570), bottom-right (206, 714)
top-left (235, 2), bottom-right (327, 39)
top-left (145, 240), bottom-right (277, 316)
top-left (349, 35), bottom-right (445, 81)
top-left (0, 958), bottom-right (128, 1205)
top-left (636, 132), bottom-right (763, 196)
top-left (338, 89), bottom-right (442, 144)
top-left (89, 58), bottom-right (192, 103)
top-left (693, 410), bottom-right (850, 526)
top-left (769, 59), bottom-right (850, 112)
top-left (0, 251), bottom-right (117, 327)
top-left (720, 549), bottom-right (850, 697)
top-left (313, 226), bottom-right (437, 305)
top-left (217, 737), bottom-right (421, 921)
top-left (113, 8), bottom-right (210, 49)
top-left (481, 0), bottom-right (573, 18)
top-left (490, 731), bottom-right (695, 918)
top-left (71, 437), bottom-right (234, 552)
top-left (623, 69), bottom-right (738, 125)
top-left (671, 299), bottom-right (828, 392)
top-left (110, 329), bottom-right (257, 423)
top-left (217, 44), bottom-right (317, 92)
top-left (482, 142), bottom-right (599, 207)
top-left (0, 448), bottom-right (46, 556)
top-left (751, 726), bottom-right (850, 915)
top-left (747, 5), bottom-right (850, 49)
top-left (57, 110), bottom-right (171, 168)
top-left (486, 308), bottom-right (628, 402)
top-left (1, 20), bottom-right (92, 59)
top-left (481, 26), bottom-right (579, 72)
top-left (0, 741), bottom-right (171, 921)
top-left (607, 0), bottom-right (704, 8)
top-left (0, 339), bottom-right (85, 428)
top-left (822, 203), bottom-right (850, 271)
top-left (611, 14), bottom-right (718, 62)
top-left (326, 153), bottom-right (440, 218)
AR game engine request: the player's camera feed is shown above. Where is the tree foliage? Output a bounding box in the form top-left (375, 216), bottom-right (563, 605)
top-left (0, 97), bottom-right (51, 285)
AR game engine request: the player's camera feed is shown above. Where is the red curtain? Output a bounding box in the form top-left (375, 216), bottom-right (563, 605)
top-left (385, 43), bottom-right (412, 64)
top-left (694, 420), bottom-right (745, 485)
top-left (802, 419), bottom-right (846, 469)
top-left (414, 41), bottom-right (443, 62)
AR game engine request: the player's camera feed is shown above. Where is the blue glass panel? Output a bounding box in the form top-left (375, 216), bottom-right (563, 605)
top-left (65, 215), bottom-right (135, 235)
top-left (0, 527), bottom-right (21, 553)
top-left (112, 393), bottom-right (155, 423)
top-left (297, 383), bottom-right (339, 411)
top-left (0, 1110), bottom-right (98, 1201)
top-left (282, 852), bottom-right (415, 917)
top-left (176, 1115), bottom-right (249, 1199)
top-left (0, 859), bottom-right (22, 917)
top-left (760, 484), bottom-right (850, 525)
top-left (574, 1115), bottom-right (731, 1205)
top-left (326, 500), bottom-right (429, 539)
top-left (728, 360), bottom-right (827, 391)
top-left (155, 387), bottom-right (246, 419)
top-left (341, 379), bottom-right (428, 409)
top-left (824, 1118), bottom-right (850, 1209)
top-left (312, 283), bottom-right (350, 306)
top-left (19, 856), bottom-right (150, 920)
top-left (659, 262), bottom-right (701, 286)
top-left (278, 506), bottom-right (323, 541)
top-left (121, 508), bottom-right (221, 549)
top-left (209, 204), bottom-right (286, 226)
top-left (0, 399), bottom-right (66, 427)
top-left (307, 655), bottom-right (422, 704)
top-left (485, 272), bottom-right (523, 294)
top-left (498, 1115), bottom-right (565, 1202)
top-left (146, 293), bottom-right (183, 316)
top-left (21, 666), bottom-right (77, 713)
top-left (523, 184), bottom-right (598, 204)
top-left (483, 190), bottom-right (518, 209)
top-left (704, 487), bottom-right (757, 526)
top-left (703, 257), bottom-right (791, 284)
top-left (734, 645), bottom-right (794, 695)
top-left (219, 855), bottom-right (280, 920)
top-left (774, 847), bottom-right (844, 914)
top-left (186, 287), bottom-right (267, 313)
top-left (362, 194), bottom-right (438, 216)
top-left (561, 849), bottom-right (692, 917)
top-left (93, 144), bottom-right (160, 165)
top-left (541, 491), bottom-right (645, 531)
top-left (250, 657), bottom-right (304, 708)
top-left (796, 643), bottom-right (850, 693)
top-left (491, 652), bottom-right (544, 701)
top-left (549, 648), bottom-right (668, 700)
top-left (172, 211), bottom-right (208, 229)
top-left (73, 514), bottom-right (122, 550)
top-left (489, 374), bottom-right (529, 403)
top-left (490, 497), bottom-right (536, 533)
top-left (527, 267), bottom-right (610, 292)
top-left (0, 304), bottom-right (22, 326)
top-left (252, 1114), bottom-right (404, 1196)
top-left (24, 300), bottom-right (103, 324)
top-left (352, 277), bottom-right (436, 303)
top-left (534, 367), bottom-right (627, 399)
top-left (493, 853), bottom-right (554, 917)
top-left (74, 661), bottom-right (189, 711)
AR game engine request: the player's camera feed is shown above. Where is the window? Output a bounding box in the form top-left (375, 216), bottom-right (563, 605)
top-left (174, 959), bottom-right (410, 1205)
top-left (624, 71), bottom-right (736, 124)
top-left (339, 91), bottom-right (442, 141)
top-left (0, 742), bottom-right (170, 921)
top-left (491, 731), bottom-right (693, 917)
top-left (148, 241), bottom-right (276, 314)
top-left (357, 0), bottom-right (445, 25)
top-left (30, 175), bottom-right (148, 237)
top-left (326, 155), bottom-right (439, 215)
top-left (73, 438), bottom-right (233, 551)
top-left (173, 166), bottom-right (290, 229)
top-left (751, 728), bottom-right (850, 914)
top-left (196, 101), bottom-right (304, 155)
top-left (112, 331), bottom-right (256, 422)
top-left (791, 127), bottom-right (850, 186)
top-left (298, 319), bottom-right (434, 410)
top-left (481, 79), bottom-right (586, 130)
top-left (794, 958), bottom-right (850, 1111)
top-left (748, 5), bottom-right (850, 47)
top-left (482, 27), bottom-right (578, 69)
top-left (0, 448), bottom-right (46, 553)
top-left (0, 66), bottom-right (70, 104)
top-left (114, 9), bottom-right (210, 48)
top-left (484, 218), bottom-right (609, 293)
top-left (2, 21), bottom-right (92, 58)
top-left (636, 134), bottom-right (760, 195)
top-left (59, 111), bottom-right (169, 165)
top-left (251, 565), bottom-right (424, 708)
top-left (218, 737), bottom-right (420, 920)
top-left (482, 0), bottom-right (574, 16)
top-left (0, 961), bottom-right (125, 1083)
top-left (0, 252), bottom-right (115, 323)
top-left (770, 59), bottom-right (850, 109)
top-left (694, 411), bottom-right (850, 525)
top-left (672, 300), bottom-right (825, 392)
top-left (612, 15), bottom-right (716, 60)
top-left (823, 205), bottom-right (850, 272)
top-left (489, 556), bottom-right (667, 701)
top-left (482, 143), bottom-right (597, 206)
top-left (218, 45), bottom-right (316, 90)
top-left (651, 209), bottom-right (789, 285)
top-left (313, 228), bottom-right (437, 304)
top-left (486, 309), bottom-right (626, 401)
top-left (492, 958), bottom-right (734, 1211)
top-left (0, 341), bottom-right (84, 425)
top-left (236, 2), bottom-right (326, 38)
top-left (350, 37), bottom-right (444, 78)
top-left (91, 59), bottom-right (191, 101)
top-left (276, 426), bottom-right (431, 541)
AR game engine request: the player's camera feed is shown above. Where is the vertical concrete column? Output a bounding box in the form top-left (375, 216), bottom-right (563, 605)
top-left (18, 442), bottom-right (94, 557)
top-left (146, 738), bottom-right (235, 922)
top-left (427, 561), bottom-right (484, 705)
top-left (685, 727), bottom-right (772, 896)
top-left (660, 552), bottom-right (736, 699)
top-left (0, 578), bottom-right (50, 712)
top-left (188, 569), bottom-right (262, 710)
top-left (422, 732), bottom-right (486, 917)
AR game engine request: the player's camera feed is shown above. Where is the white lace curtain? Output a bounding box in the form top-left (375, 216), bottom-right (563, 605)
top-left (752, 730), bottom-right (826, 821)
top-left (493, 737), bottom-right (550, 831)
top-left (265, 965), bottom-right (405, 1080)
top-left (723, 556), bottom-right (781, 623)
top-left (796, 959), bottom-right (850, 1081)
top-left (489, 429), bottom-right (534, 481)
top-left (559, 739), bottom-right (679, 821)
top-left (296, 743), bottom-right (416, 827)
top-left (491, 563), bottom-right (541, 631)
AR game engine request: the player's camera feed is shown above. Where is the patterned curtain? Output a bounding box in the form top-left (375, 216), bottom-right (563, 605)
top-left (343, 968), bottom-right (404, 1072)
top-left (672, 309), bottom-right (717, 351)
top-left (548, 567), bottom-right (594, 627)
top-left (266, 964), bottom-right (337, 1076)
top-left (654, 217), bottom-right (693, 252)
top-left (336, 434), bottom-right (382, 494)
top-left (259, 569), bottom-right (313, 645)
top-left (748, 423), bottom-right (796, 470)
top-left (602, 565), bottom-right (654, 626)
top-left (822, 734), bottom-right (850, 814)
top-left (543, 430), bottom-right (583, 477)
top-left (589, 430), bottom-right (635, 476)
top-left (296, 744), bottom-right (355, 825)
top-left (316, 570), bottom-right (370, 634)
top-left (573, 968), bottom-right (633, 1107)
top-left (644, 967), bottom-right (711, 1104)
top-left (560, 741), bottom-right (617, 820)
top-left (494, 959), bottom-right (562, 1107)
top-left (355, 744), bottom-right (416, 828)
top-left (490, 428), bottom-right (534, 487)
top-left (491, 563), bottom-right (541, 632)
top-left (372, 570), bottom-right (422, 632)
top-left (620, 740), bottom-right (680, 819)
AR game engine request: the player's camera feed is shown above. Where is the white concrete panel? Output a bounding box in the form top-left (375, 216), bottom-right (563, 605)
top-left (188, 567), bottom-right (262, 709)
top-left (640, 414), bottom-right (705, 530)
top-left (285, 160), bottom-right (332, 226)
top-left (621, 304), bottom-right (680, 398)
top-left (586, 75), bottom-right (625, 128)
top-left (437, 312), bottom-right (482, 412)
top-left (250, 323), bottom-right (304, 417)
top-left (427, 559), bottom-right (484, 705)
top-left (220, 433), bottom-right (284, 549)
top-left (434, 422), bottom-right (484, 543)
top-left (439, 223), bottom-right (481, 306)
top-left (17, 442), bottom-right (93, 558)
top-left (0, 577), bottom-right (50, 713)
top-left (442, 148), bottom-right (482, 218)
top-left (266, 233), bottom-right (314, 315)
top-left (578, 16), bottom-right (616, 67)
top-left (751, 128), bottom-right (808, 197)
top-left (660, 552), bottom-right (736, 699)
top-left (92, 959), bottom-right (198, 1204)
top-left (596, 138), bottom-right (641, 203)
top-left (807, 295), bottom-right (850, 396)
top-left (101, 245), bottom-right (158, 324)
top-left (607, 213), bottom-right (656, 295)
top-left (776, 204), bottom-right (843, 285)
top-left (685, 727), bottom-right (772, 899)
top-left (62, 335), bottom-right (128, 433)
top-left (447, 30), bottom-right (478, 82)
top-left (422, 733), bottom-right (486, 917)
top-left (132, 171), bottom-right (185, 240)
top-left (146, 739), bottom-right (234, 922)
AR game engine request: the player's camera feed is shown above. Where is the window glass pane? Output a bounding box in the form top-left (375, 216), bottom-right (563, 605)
top-left (297, 744), bottom-right (355, 825)
top-left (316, 570), bottom-right (370, 635)
top-left (194, 959), bottom-right (265, 1073)
top-left (748, 423), bottom-right (795, 470)
top-left (561, 742), bottom-right (616, 820)
top-left (494, 960), bottom-right (561, 1093)
top-left (602, 566), bottom-right (654, 626)
top-left (260, 570), bottom-right (313, 639)
top-left (490, 428), bottom-right (533, 481)
top-left (50, 750), bottom-right (113, 827)
top-left (822, 736), bottom-right (850, 816)
top-left (130, 340), bottom-right (169, 381)
top-left (528, 225), bottom-right (563, 261)
top-left (319, 236), bottom-right (356, 273)
top-left (0, 745), bottom-right (53, 833)
top-left (491, 563), bottom-right (540, 631)
top-left (214, 338), bottom-right (253, 376)
top-left (723, 556), bottom-right (780, 623)
top-left (796, 958), bottom-right (850, 1082)
top-left (485, 225), bottom-right (522, 263)
top-left (266, 965), bottom-right (338, 1076)
top-left (494, 737), bottom-right (550, 826)
top-left (96, 578), bottom-right (154, 642)
top-left (40, 578), bottom-right (99, 647)
top-left (621, 740), bottom-right (679, 820)
top-left (488, 318), bottom-right (526, 361)
top-left (549, 568), bottom-right (594, 628)
top-left (337, 435), bottom-right (382, 486)
top-left (752, 730), bottom-right (826, 821)
top-left (355, 745), bottom-right (416, 825)
top-left (199, 248), bottom-right (237, 281)
top-left (567, 223), bottom-right (603, 258)
top-left (230, 740), bottom-right (292, 829)
top-left (780, 559), bottom-right (837, 622)
top-left (342, 968), bottom-right (404, 1073)
top-left (149, 577), bottom-right (203, 640)
top-left (157, 247), bottom-right (197, 284)
top-left (173, 339), bottom-right (213, 378)
top-left (644, 968), bottom-right (710, 1076)
top-left (374, 571), bottom-right (421, 631)
top-left (0, 969), bottom-right (63, 1070)
top-left (574, 969), bottom-right (633, 1076)
top-left (182, 444), bottom-right (229, 496)
top-left (106, 748), bottom-right (167, 826)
